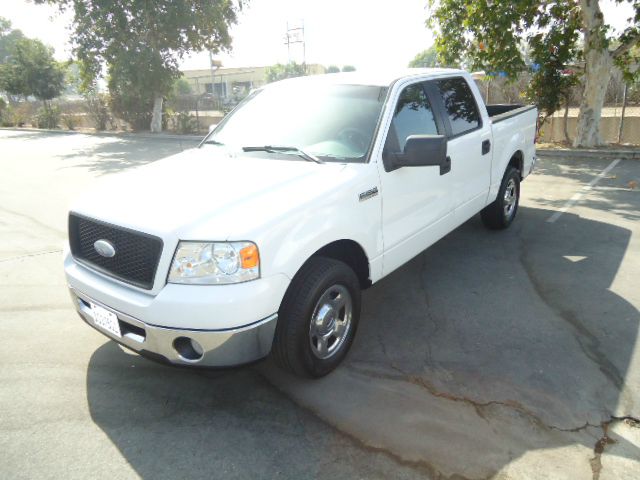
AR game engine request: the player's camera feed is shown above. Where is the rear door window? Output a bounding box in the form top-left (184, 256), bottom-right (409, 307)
top-left (434, 77), bottom-right (481, 136)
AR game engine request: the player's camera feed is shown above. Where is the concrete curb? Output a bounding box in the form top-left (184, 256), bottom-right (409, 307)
top-left (537, 148), bottom-right (640, 160)
top-left (0, 127), bottom-right (204, 143)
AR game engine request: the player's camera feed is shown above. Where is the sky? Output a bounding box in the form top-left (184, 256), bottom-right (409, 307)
top-left (0, 0), bottom-right (636, 71)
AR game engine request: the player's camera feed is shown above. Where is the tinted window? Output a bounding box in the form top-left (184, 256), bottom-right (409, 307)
top-left (385, 83), bottom-right (438, 152)
top-left (435, 77), bottom-right (480, 136)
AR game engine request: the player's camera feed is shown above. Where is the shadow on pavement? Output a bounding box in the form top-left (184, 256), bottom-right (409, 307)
top-left (85, 342), bottom-right (424, 479)
top-left (57, 137), bottom-right (199, 175)
top-left (532, 158), bottom-right (640, 222)
top-left (85, 207), bottom-right (639, 478)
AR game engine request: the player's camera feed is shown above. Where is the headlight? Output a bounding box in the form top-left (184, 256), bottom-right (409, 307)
top-left (168, 241), bottom-right (260, 285)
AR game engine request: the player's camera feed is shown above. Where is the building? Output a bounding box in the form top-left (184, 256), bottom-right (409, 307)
top-left (181, 64), bottom-right (326, 100)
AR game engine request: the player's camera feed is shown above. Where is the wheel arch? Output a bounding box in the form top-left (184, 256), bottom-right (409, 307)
top-left (288, 239), bottom-right (371, 290)
top-left (508, 150), bottom-right (524, 178)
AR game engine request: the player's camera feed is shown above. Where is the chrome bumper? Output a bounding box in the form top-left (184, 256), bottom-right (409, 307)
top-left (70, 288), bottom-right (277, 367)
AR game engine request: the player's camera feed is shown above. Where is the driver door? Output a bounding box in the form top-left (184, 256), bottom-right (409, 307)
top-left (377, 80), bottom-right (455, 276)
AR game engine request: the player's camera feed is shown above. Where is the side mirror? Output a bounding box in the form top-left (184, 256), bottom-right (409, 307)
top-left (384, 134), bottom-right (450, 175)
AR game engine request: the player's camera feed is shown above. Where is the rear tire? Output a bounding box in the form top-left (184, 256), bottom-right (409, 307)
top-left (273, 257), bottom-right (361, 378)
top-left (481, 167), bottom-right (520, 230)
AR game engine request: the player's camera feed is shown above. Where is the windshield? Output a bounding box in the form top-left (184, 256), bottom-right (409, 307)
top-left (204, 82), bottom-right (388, 162)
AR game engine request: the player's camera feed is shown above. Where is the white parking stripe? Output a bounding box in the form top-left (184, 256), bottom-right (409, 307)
top-left (546, 159), bottom-right (621, 223)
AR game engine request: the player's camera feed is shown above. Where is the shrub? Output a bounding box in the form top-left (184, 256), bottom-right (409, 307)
top-left (62, 114), bottom-right (77, 130)
top-left (35, 104), bottom-right (61, 129)
top-left (85, 92), bottom-right (111, 131)
top-left (1, 105), bottom-right (19, 127)
top-left (170, 111), bottom-right (198, 134)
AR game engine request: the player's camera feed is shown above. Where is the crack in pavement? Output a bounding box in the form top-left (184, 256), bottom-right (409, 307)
top-left (589, 416), bottom-right (640, 480)
top-left (515, 229), bottom-right (624, 390)
top-left (0, 206), bottom-right (65, 238)
top-left (258, 369), bottom-right (491, 480)
top-left (0, 249), bottom-right (63, 263)
top-left (346, 362), bottom-right (598, 433)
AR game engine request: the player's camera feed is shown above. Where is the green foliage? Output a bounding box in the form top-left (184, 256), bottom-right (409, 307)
top-left (0, 102), bottom-right (31, 127)
top-left (173, 77), bottom-right (193, 96)
top-left (64, 61), bottom-right (83, 95)
top-left (0, 17), bottom-right (25, 64)
top-left (428, 0), bottom-right (640, 123)
top-left (107, 55), bottom-right (154, 130)
top-left (0, 97), bottom-right (6, 124)
top-left (341, 65), bottom-right (356, 72)
top-left (265, 62), bottom-right (307, 83)
top-left (409, 46), bottom-right (440, 68)
top-left (36, 0), bottom-right (243, 130)
top-left (84, 90), bottom-right (110, 130)
top-left (326, 65), bottom-right (340, 73)
top-left (61, 113), bottom-right (77, 130)
top-left (170, 111), bottom-right (198, 134)
top-left (524, 9), bottom-right (581, 119)
top-left (0, 37), bottom-right (66, 101)
top-left (35, 104), bottom-right (61, 129)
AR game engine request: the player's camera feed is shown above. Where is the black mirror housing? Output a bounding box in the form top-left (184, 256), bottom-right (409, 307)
top-left (384, 134), bottom-right (449, 174)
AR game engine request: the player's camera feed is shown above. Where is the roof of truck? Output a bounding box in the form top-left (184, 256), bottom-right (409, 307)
top-left (266, 68), bottom-right (466, 89)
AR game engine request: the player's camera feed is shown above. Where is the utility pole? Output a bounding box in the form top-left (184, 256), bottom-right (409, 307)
top-left (284, 21), bottom-right (306, 70)
top-left (618, 82), bottom-right (628, 144)
top-left (209, 51), bottom-right (219, 97)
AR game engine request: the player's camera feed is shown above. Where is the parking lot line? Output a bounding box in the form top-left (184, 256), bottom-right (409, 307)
top-left (546, 159), bottom-right (621, 223)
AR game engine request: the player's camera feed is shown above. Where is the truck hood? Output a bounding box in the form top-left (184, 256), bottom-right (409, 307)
top-left (71, 147), bottom-right (354, 240)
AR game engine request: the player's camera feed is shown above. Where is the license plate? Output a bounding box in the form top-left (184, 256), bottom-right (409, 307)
top-left (90, 302), bottom-right (121, 338)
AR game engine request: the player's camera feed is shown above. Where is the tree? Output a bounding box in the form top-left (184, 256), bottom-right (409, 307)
top-left (173, 77), bottom-right (193, 96)
top-left (37, 0), bottom-right (243, 133)
top-left (341, 65), bottom-right (356, 72)
top-left (0, 17), bottom-right (25, 64)
top-left (428, 0), bottom-right (640, 147)
top-left (265, 62), bottom-right (307, 83)
top-left (409, 46), bottom-right (440, 68)
top-left (0, 37), bottom-right (65, 104)
top-left (326, 65), bottom-right (340, 73)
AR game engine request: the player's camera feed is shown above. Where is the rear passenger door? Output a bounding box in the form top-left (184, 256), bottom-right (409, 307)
top-left (427, 76), bottom-right (492, 220)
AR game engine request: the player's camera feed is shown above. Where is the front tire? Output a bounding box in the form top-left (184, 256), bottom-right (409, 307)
top-left (273, 257), bottom-right (361, 378)
top-left (481, 166), bottom-right (520, 230)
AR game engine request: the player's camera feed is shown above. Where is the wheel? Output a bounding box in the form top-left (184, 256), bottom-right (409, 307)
top-left (273, 256), bottom-right (361, 378)
top-left (481, 166), bottom-right (520, 230)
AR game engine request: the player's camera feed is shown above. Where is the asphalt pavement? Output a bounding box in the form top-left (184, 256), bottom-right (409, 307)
top-left (0, 129), bottom-right (638, 479)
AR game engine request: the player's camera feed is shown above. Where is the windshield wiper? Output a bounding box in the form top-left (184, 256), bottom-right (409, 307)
top-left (204, 139), bottom-right (225, 146)
top-left (242, 145), bottom-right (324, 164)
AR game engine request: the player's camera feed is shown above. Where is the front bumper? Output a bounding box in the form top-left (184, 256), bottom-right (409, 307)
top-left (71, 287), bottom-right (278, 367)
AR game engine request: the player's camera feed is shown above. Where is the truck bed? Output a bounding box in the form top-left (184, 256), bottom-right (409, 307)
top-left (487, 104), bottom-right (537, 124)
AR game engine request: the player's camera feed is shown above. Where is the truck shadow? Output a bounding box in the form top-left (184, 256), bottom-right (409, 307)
top-left (84, 206), bottom-right (639, 478)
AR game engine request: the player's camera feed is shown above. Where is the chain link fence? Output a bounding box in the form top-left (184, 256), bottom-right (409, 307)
top-left (475, 69), bottom-right (639, 145)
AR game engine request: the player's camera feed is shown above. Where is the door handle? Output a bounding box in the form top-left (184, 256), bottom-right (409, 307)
top-left (482, 140), bottom-right (491, 155)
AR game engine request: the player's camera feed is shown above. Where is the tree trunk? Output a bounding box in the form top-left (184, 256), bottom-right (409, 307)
top-left (150, 96), bottom-right (163, 133)
top-left (574, 0), bottom-right (612, 147)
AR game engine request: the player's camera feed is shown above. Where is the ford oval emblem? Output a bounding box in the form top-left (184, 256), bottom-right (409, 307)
top-left (94, 239), bottom-right (116, 258)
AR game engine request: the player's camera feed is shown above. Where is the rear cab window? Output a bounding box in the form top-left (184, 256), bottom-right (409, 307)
top-left (433, 77), bottom-right (481, 137)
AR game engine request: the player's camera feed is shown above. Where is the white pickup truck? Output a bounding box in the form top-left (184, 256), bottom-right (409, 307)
top-left (65, 69), bottom-right (537, 377)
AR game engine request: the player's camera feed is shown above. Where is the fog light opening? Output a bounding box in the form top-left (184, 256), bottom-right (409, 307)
top-left (173, 337), bottom-right (204, 361)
